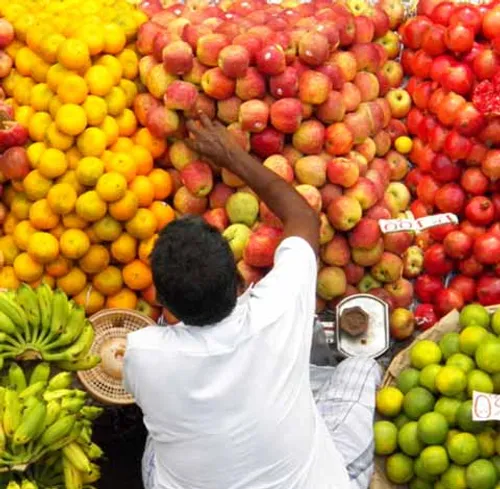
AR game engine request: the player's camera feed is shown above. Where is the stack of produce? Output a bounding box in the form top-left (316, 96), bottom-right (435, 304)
top-left (135, 0), bottom-right (421, 311)
top-left (0, 362), bottom-right (103, 489)
top-left (401, 3), bottom-right (500, 316)
top-left (0, 0), bottom-right (173, 318)
top-left (376, 304), bottom-right (500, 489)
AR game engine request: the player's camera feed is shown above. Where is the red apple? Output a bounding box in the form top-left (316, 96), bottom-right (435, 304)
top-left (434, 288), bottom-right (464, 318)
top-left (474, 233), bottom-right (500, 265)
top-left (389, 307), bottom-right (415, 340)
top-left (465, 196), bottom-right (495, 227)
top-left (477, 275), bottom-right (500, 306)
top-left (449, 275), bottom-right (476, 304)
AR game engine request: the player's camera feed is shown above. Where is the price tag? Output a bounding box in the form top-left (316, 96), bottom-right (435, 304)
top-left (379, 213), bottom-right (459, 234)
top-left (472, 391), bottom-right (500, 421)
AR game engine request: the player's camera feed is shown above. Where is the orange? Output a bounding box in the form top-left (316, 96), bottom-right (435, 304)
top-left (26, 23), bottom-right (52, 52)
top-left (117, 49), bottom-right (139, 80)
top-left (84, 65), bottom-right (114, 97)
top-left (13, 252), bottom-right (44, 283)
top-left (40, 33), bottom-right (65, 64)
top-left (108, 190), bottom-right (139, 221)
top-left (138, 234), bottom-right (158, 265)
top-left (106, 287), bottom-right (137, 309)
top-left (28, 112), bottom-right (52, 143)
top-left (57, 74), bottom-right (88, 104)
top-left (13, 220), bottom-right (36, 251)
top-left (79, 244), bottom-right (110, 274)
top-left (30, 83), bottom-right (53, 112)
top-left (59, 229), bottom-right (91, 260)
top-left (57, 171), bottom-right (85, 196)
top-left (104, 86), bottom-right (126, 117)
top-left (27, 232), bottom-right (59, 264)
top-left (46, 64), bottom-right (69, 92)
top-left (133, 128), bottom-right (166, 159)
top-left (13, 15), bottom-right (36, 43)
top-left (113, 15), bottom-right (137, 41)
top-left (39, 274), bottom-right (56, 289)
top-left (73, 286), bottom-right (105, 315)
top-left (15, 47), bottom-right (34, 77)
top-left (57, 39), bottom-right (90, 71)
top-left (15, 106), bottom-right (35, 129)
top-left (0, 236), bottom-right (20, 266)
top-left (150, 202), bottom-right (175, 231)
top-left (31, 59), bottom-right (51, 84)
top-left (10, 193), bottom-right (32, 220)
top-left (97, 54), bottom-right (123, 85)
top-left (47, 183), bottom-right (77, 215)
top-left (46, 255), bottom-right (72, 278)
top-left (75, 191), bottom-right (107, 222)
top-left (2, 70), bottom-right (20, 97)
top-left (95, 172), bottom-right (127, 202)
top-left (82, 96), bottom-right (107, 126)
top-left (29, 199), bottom-right (60, 230)
top-left (92, 265), bottom-right (123, 296)
top-left (77, 128), bottom-right (107, 157)
top-left (0, 266), bottom-right (21, 290)
top-left (38, 148), bottom-right (67, 179)
top-left (131, 145), bottom-right (154, 176)
top-left (115, 109), bottom-right (137, 137)
top-left (98, 116), bottom-right (119, 147)
top-left (74, 23), bottom-right (105, 56)
top-left (45, 123), bottom-right (74, 151)
top-left (149, 169), bottom-right (173, 200)
top-left (50, 223), bottom-right (66, 240)
top-left (86, 227), bottom-right (100, 245)
top-left (92, 215), bottom-right (122, 242)
top-left (108, 153), bottom-right (136, 183)
top-left (55, 104), bottom-right (87, 136)
top-left (48, 96), bottom-right (63, 120)
top-left (123, 259), bottom-right (153, 291)
top-left (66, 147), bottom-right (82, 171)
top-left (62, 212), bottom-right (88, 230)
top-left (126, 208), bottom-right (157, 240)
top-left (26, 142), bottom-right (47, 169)
top-left (57, 267), bottom-right (87, 297)
top-left (111, 137), bottom-right (134, 153)
top-left (76, 157), bottom-right (104, 186)
top-left (13, 77), bottom-right (35, 106)
top-left (111, 233), bottom-right (137, 264)
top-left (130, 176), bottom-right (155, 207)
top-left (119, 79), bottom-right (138, 107)
top-left (102, 24), bottom-right (127, 55)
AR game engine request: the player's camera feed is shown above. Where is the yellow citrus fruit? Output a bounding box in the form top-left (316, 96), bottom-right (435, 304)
top-left (57, 74), bottom-right (88, 104)
top-left (115, 109), bottom-right (137, 137)
top-left (38, 148), bottom-right (67, 179)
top-left (130, 176), bottom-right (155, 207)
top-left (45, 256), bottom-right (72, 279)
top-left (133, 128), bottom-right (166, 159)
top-left (50, 223), bottom-right (66, 240)
top-left (48, 96), bottom-right (63, 120)
top-left (74, 23), bottom-right (105, 56)
top-left (149, 202), bottom-right (175, 231)
top-left (138, 234), bottom-right (158, 264)
top-left (108, 190), bottom-right (138, 222)
top-left (77, 127), bottom-right (107, 157)
top-left (3, 214), bottom-right (19, 237)
top-left (14, 77), bottom-right (35, 106)
top-left (108, 152), bottom-right (136, 183)
top-left (84, 65), bottom-right (114, 97)
top-left (57, 170), bottom-right (85, 196)
top-left (131, 145), bottom-right (154, 176)
top-left (75, 191), bottom-right (107, 222)
top-left (97, 54), bottom-right (122, 83)
top-left (57, 267), bottom-right (87, 297)
top-left (117, 49), bottom-right (138, 80)
top-left (47, 183), bottom-right (78, 215)
top-left (26, 23), bottom-right (52, 53)
top-left (46, 64), bottom-right (68, 92)
top-left (62, 212), bottom-right (88, 230)
top-left (13, 220), bottom-right (36, 251)
top-left (92, 265), bottom-right (123, 296)
top-left (395, 136), bottom-right (413, 154)
top-left (57, 38), bottom-right (90, 70)
top-left (29, 199), bottom-right (60, 230)
top-left (104, 86), bottom-right (126, 116)
top-left (119, 79), bottom-right (138, 107)
top-left (111, 232), bottom-right (137, 264)
top-left (27, 232), bottom-right (59, 264)
top-left (14, 106), bottom-right (35, 129)
top-left (28, 112), bottom-right (52, 143)
top-left (15, 47), bottom-right (34, 76)
top-left (106, 287), bottom-right (137, 309)
top-left (111, 136), bottom-right (134, 153)
top-left (10, 193), bottom-right (32, 220)
top-left (73, 285), bottom-right (105, 315)
top-left (55, 104), bottom-right (87, 136)
top-left (0, 236), bottom-right (20, 266)
top-left (98, 116), bottom-right (119, 147)
top-left (59, 228), bottom-right (91, 260)
top-left (377, 387), bottom-right (404, 418)
top-left (123, 259), bottom-right (152, 290)
top-left (26, 142), bottom-right (47, 169)
top-left (66, 147), bottom-right (82, 170)
top-left (149, 169), bottom-right (173, 200)
top-left (40, 33), bottom-right (65, 64)
top-left (76, 157), bottom-right (104, 186)
top-left (92, 215), bottom-right (122, 242)
top-left (31, 59), bottom-right (51, 84)
top-left (103, 24), bottom-right (127, 55)
top-left (13, 252), bottom-right (44, 283)
top-left (126, 208), bottom-right (157, 240)
top-left (0, 266), bottom-right (20, 290)
top-left (82, 95), bottom-right (108, 126)
top-left (30, 83), bottom-right (53, 112)
top-left (95, 172), bottom-right (127, 202)
top-left (45, 122), bottom-right (74, 151)
top-left (79, 244), bottom-right (110, 274)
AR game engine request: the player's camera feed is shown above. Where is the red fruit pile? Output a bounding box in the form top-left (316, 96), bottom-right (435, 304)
top-left (402, 2), bottom-right (500, 315)
top-left (136, 0), bottom-right (419, 312)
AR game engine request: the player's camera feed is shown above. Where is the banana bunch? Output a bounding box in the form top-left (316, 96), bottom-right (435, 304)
top-left (0, 284), bottom-right (100, 370)
top-left (0, 363), bottom-right (104, 483)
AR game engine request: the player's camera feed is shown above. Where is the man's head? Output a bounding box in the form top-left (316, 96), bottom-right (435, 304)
top-left (151, 216), bottom-right (238, 326)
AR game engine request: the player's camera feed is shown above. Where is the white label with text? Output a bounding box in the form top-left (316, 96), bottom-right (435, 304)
top-left (379, 213), bottom-right (459, 234)
top-left (472, 391), bottom-right (500, 421)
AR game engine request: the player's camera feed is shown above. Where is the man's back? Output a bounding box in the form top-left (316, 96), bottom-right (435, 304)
top-left (124, 237), bottom-right (350, 489)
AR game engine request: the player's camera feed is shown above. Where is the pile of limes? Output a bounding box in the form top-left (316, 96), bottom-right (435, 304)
top-left (0, 0), bottom-right (175, 315)
top-left (375, 304), bottom-right (500, 489)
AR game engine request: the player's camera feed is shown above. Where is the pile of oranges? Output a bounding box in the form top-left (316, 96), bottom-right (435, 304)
top-left (0, 0), bottom-right (175, 315)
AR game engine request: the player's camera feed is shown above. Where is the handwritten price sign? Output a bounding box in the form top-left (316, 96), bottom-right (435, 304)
top-left (379, 213), bottom-right (459, 235)
top-left (472, 392), bottom-right (500, 421)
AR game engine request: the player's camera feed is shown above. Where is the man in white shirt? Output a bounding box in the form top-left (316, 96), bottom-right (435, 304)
top-left (124, 115), bottom-right (381, 489)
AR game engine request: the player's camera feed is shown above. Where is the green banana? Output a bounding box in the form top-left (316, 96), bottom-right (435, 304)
top-left (28, 363), bottom-right (51, 386)
top-left (82, 463), bottom-right (100, 484)
top-left (39, 414), bottom-right (76, 447)
top-left (43, 389), bottom-right (74, 402)
top-left (80, 407), bottom-right (103, 421)
top-left (7, 481), bottom-right (21, 489)
top-left (42, 324), bottom-right (95, 363)
top-left (0, 418), bottom-right (5, 452)
top-left (21, 481), bottom-right (38, 489)
top-left (43, 306), bottom-right (86, 350)
top-left (0, 292), bottom-right (29, 338)
top-left (43, 400), bottom-right (61, 430)
top-left (56, 354), bottom-right (101, 372)
top-left (8, 364), bottom-right (27, 393)
top-left (47, 372), bottom-right (73, 391)
top-left (63, 455), bottom-right (83, 489)
top-left (49, 289), bottom-right (71, 339)
top-left (0, 309), bottom-right (21, 338)
top-left (85, 443), bottom-right (103, 460)
top-left (36, 284), bottom-right (53, 342)
top-left (16, 284), bottom-right (40, 342)
top-left (13, 399), bottom-right (47, 445)
top-left (63, 442), bottom-right (92, 474)
top-left (19, 382), bottom-right (46, 401)
top-left (61, 397), bottom-right (85, 414)
top-left (3, 389), bottom-right (22, 437)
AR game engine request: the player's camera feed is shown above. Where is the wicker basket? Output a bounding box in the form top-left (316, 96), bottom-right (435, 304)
top-left (77, 308), bottom-right (157, 406)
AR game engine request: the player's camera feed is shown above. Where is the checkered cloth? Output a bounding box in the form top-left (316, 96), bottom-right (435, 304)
top-left (142, 357), bottom-right (382, 489)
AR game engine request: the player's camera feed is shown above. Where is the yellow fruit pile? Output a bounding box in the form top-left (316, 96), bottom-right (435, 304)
top-left (0, 0), bottom-right (175, 314)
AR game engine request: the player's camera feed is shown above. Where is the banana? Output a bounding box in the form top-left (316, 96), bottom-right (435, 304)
top-left (39, 414), bottom-right (76, 447)
top-left (47, 372), bottom-right (73, 391)
top-left (63, 442), bottom-right (92, 474)
top-left (85, 443), bottom-right (103, 460)
top-left (0, 292), bottom-right (29, 337)
top-left (21, 481), bottom-right (38, 489)
top-left (0, 418), bottom-right (5, 452)
top-left (16, 284), bottom-right (40, 342)
top-left (7, 481), bottom-right (21, 489)
top-left (8, 363), bottom-right (27, 393)
top-left (13, 399), bottom-right (47, 445)
top-left (56, 354), bottom-right (101, 372)
top-left (28, 363), bottom-right (51, 386)
top-left (19, 382), bottom-right (46, 401)
top-left (36, 284), bottom-right (53, 342)
top-left (78, 425), bottom-right (92, 445)
top-left (61, 398), bottom-right (85, 414)
top-left (3, 389), bottom-right (22, 437)
top-left (42, 324), bottom-right (94, 363)
top-left (49, 289), bottom-right (71, 339)
top-left (82, 463), bottom-right (101, 484)
top-left (43, 389), bottom-right (74, 402)
top-left (43, 307), bottom-right (86, 351)
top-left (80, 407), bottom-right (103, 421)
top-left (43, 400), bottom-right (61, 430)
top-left (63, 455), bottom-right (83, 489)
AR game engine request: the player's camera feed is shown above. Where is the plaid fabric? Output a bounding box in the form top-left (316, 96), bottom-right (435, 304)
top-left (142, 357), bottom-right (381, 489)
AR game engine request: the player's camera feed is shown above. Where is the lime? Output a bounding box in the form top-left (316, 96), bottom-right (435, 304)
top-left (476, 343), bottom-right (500, 374)
top-left (441, 464), bottom-right (467, 489)
top-left (434, 397), bottom-right (462, 426)
top-left (466, 459), bottom-right (498, 489)
top-left (491, 310), bottom-right (500, 335)
top-left (446, 353), bottom-right (476, 373)
top-left (417, 412), bottom-right (449, 445)
top-left (404, 387), bottom-right (436, 420)
top-left (456, 401), bottom-right (483, 434)
top-left (435, 481), bottom-right (446, 489)
top-left (398, 421), bottom-right (425, 456)
top-left (411, 340), bottom-right (443, 369)
top-left (492, 456), bottom-right (500, 477)
top-left (478, 430), bottom-right (496, 458)
top-left (460, 326), bottom-right (490, 356)
top-left (410, 479), bottom-right (434, 489)
top-left (386, 453), bottom-right (414, 484)
top-left (435, 366), bottom-right (467, 396)
top-left (493, 373), bottom-right (500, 394)
top-left (376, 386), bottom-right (404, 417)
top-left (420, 364), bottom-right (442, 393)
top-left (414, 457), bottom-right (438, 482)
top-left (440, 333), bottom-right (461, 360)
top-left (395, 413), bottom-right (411, 429)
top-left (420, 446), bottom-right (449, 476)
top-left (447, 432), bottom-right (480, 465)
top-left (485, 334), bottom-right (500, 345)
top-left (374, 421), bottom-right (398, 455)
top-left (446, 429), bottom-right (460, 448)
top-left (398, 368), bottom-right (421, 394)
top-left (468, 370), bottom-right (494, 397)
top-left (496, 433), bottom-right (500, 455)
top-left (460, 304), bottom-right (491, 329)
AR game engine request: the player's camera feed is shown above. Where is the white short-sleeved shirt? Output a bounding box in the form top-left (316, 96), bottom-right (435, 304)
top-left (124, 237), bottom-right (350, 489)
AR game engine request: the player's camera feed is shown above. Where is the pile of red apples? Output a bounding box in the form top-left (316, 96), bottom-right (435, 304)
top-left (402, 1), bottom-right (500, 316)
top-left (136, 0), bottom-right (423, 314)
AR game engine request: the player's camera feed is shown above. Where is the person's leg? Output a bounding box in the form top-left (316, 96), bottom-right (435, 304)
top-left (142, 435), bottom-right (157, 489)
top-left (311, 357), bottom-right (382, 489)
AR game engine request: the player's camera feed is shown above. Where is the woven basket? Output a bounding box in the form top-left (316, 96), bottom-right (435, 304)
top-left (78, 308), bottom-right (157, 406)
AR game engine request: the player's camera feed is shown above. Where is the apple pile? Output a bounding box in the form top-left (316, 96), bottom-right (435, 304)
top-left (136, 0), bottom-right (423, 312)
top-left (401, 2), bottom-right (500, 317)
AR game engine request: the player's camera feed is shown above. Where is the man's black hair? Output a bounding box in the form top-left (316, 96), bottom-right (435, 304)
top-left (150, 216), bottom-right (238, 326)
